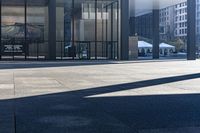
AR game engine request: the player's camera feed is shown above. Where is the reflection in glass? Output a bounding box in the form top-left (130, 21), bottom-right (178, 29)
top-left (1, 0), bottom-right (25, 60)
top-left (56, 0), bottom-right (120, 60)
top-left (0, 0), bottom-right (120, 60)
top-left (27, 0), bottom-right (48, 59)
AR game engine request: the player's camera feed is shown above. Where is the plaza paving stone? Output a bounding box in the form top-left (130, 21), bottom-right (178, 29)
top-left (0, 60), bottom-right (200, 132)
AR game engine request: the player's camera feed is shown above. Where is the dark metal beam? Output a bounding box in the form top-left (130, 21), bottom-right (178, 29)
top-left (48, 0), bottom-right (56, 60)
top-left (187, 0), bottom-right (196, 60)
top-left (120, 0), bottom-right (129, 60)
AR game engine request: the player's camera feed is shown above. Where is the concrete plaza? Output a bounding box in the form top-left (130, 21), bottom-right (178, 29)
top-left (0, 60), bottom-right (200, 133)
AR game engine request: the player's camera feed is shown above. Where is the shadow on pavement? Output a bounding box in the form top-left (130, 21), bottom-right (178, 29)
top-left (1, 73), bottom-right (200, 133)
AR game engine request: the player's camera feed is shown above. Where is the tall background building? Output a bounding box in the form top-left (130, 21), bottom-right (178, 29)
top-left (132, 0), bottom-right (200, 52)
top-left (159, 6), bottom-right (174, 41)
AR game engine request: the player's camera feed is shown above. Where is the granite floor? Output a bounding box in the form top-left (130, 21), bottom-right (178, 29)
top-left (0, 60), bottom-right (200, 133)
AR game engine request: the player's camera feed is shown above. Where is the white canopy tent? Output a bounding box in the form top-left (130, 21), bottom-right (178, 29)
top-left (138, 41), bottom-right (153, 56)
top-left (138, 41), bottom-right (153, 48)
top-left (160, 43), bottom-right (175, 49)
top-left (138, 41), bottom-right (176, 56)
top-left (159, 42), bottom-right (176, 56)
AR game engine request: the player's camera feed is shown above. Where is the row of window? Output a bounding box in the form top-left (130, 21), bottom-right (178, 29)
top-left (160, 17), bottom-right (169, 23)
top-left (175, 28), bottom-right (187, 35)
top-left (160, 11), bottom-right (169, 17)
top-left (175, 15), bottom-right (187, 22)
top-left (175, 22), bottom-right (187, 28)
top-left (175, 8), bottom-right (187, 15)
top-left (160, 7), bottom-right (187, 23)
top-left (175, 2), bottom-right (187, 9)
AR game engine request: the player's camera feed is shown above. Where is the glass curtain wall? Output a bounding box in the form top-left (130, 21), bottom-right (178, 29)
top-left (74, 0), bottom-right (96, 59)
top-left (56, 0), bottom-right (73, 59)
top-left (0, 0), bottom-right (120, 60)
top-left (27, 0), bottom-right (48, 60)
top-left (0, 0), bottom-right (48, 60)
top-left (103, 0), bottom-right (119, 59)
top-left (1, 0), bottom-right (25, 60)
top-left (56, 0), bottom-right (120, 60)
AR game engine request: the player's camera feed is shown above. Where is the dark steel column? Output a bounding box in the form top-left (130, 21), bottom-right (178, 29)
top-left (111, 4), bottom-right (114, 59)
top-left (48, 0), bottom-right (56, 60)
top-left (25, 0), bottom-right (27, 60)
top-left (72, 0), bottom-right (75, 59)
top-left (117, 1), bottom-right (119, 59)
top-left (187, 0), bottom-right (196, 60)
top-left (106, 6), bottom-right (108, 58)
top-left (129, 0), bottom-right (136, 36)
top-left (0, 0), bottom-right (1, 60)
top-left (152, 8), bottom-right (160, 59)
top-left (120, 0), bottom-right (129, 60)
top-left (95, 0), bottom-right (97, 59)
top-left (0, 0), bottom-right (3, 60)
top-left (129, 17), bottom-right (136, 36)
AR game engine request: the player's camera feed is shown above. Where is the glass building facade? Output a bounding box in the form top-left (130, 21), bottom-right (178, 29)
top-left (0, 0), bottom-right (197, 61)
top-left (0, 0), bottom-right (121, 60)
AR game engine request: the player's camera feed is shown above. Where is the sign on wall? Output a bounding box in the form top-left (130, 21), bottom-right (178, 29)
top-left (4, 45), bottom-right (23, 53)
top-left (2, 39), bottom-right (24, 55)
